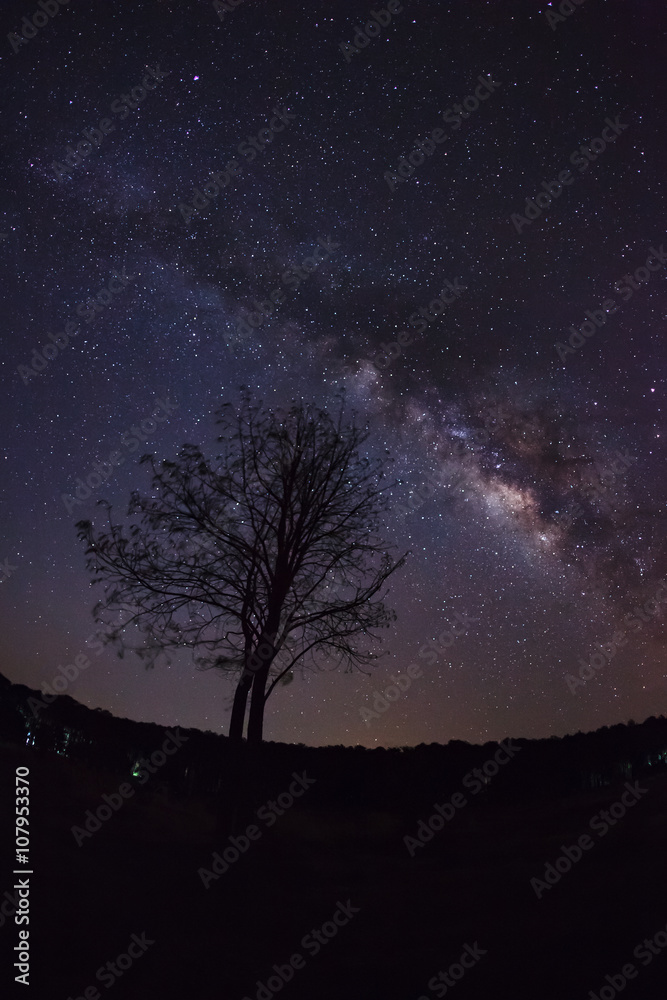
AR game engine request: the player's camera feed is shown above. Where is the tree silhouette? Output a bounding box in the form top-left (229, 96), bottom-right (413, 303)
top-left (76, 391), bottom-right (406, 744)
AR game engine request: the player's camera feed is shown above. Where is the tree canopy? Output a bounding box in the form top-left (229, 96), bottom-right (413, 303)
top-left (77, 390), bottom-right (407, 743)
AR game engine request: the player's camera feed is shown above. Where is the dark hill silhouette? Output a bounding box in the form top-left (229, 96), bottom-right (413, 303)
top-left (1, 672), bottom-right (667, 999)
top-left (1, 669), bottom-right (666, 811)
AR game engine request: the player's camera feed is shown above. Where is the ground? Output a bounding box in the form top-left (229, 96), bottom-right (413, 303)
top-left (1, 743), bottom-right (665, 999)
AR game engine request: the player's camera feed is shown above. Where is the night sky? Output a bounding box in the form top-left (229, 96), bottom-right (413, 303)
top-left (2, 0), bottom-right (667, 748)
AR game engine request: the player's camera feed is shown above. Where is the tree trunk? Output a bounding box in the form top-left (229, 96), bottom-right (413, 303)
top-left (229, 672), bottom-right (252, 741)
top-left (247, 664), bottom-right (270, 745)
top-left (245, 618), bottom-right (281, 745)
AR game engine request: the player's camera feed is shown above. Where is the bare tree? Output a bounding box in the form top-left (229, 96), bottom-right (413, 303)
top-left (76, 391), bottom-right (407, 744)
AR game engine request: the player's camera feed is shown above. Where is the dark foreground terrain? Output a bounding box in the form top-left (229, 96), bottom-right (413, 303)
top-left (1, 723), bottom-right (666, 1000)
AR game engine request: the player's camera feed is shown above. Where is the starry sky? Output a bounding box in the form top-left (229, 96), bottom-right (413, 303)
top-left (1, 0), bottom-right (667, 748)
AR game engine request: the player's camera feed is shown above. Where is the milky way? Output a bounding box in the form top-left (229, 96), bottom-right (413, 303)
top-left (1, 0), bottom-right (667, 747)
